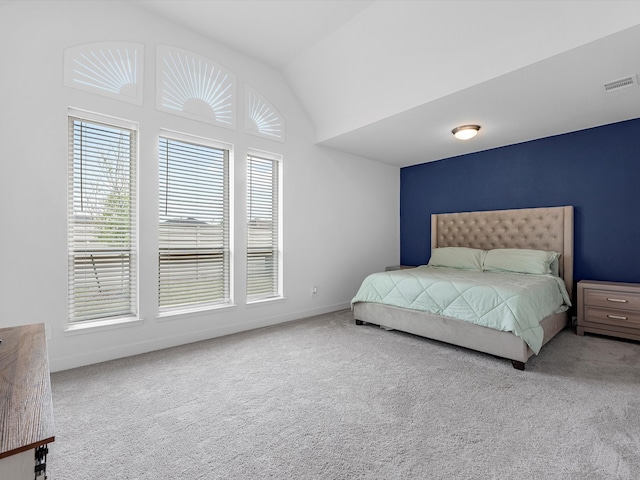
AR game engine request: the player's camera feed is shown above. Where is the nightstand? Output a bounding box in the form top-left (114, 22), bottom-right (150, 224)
top-left (385, 265), bottom-right (416, 271)
top-left (577, 280), bottom-right (640, 341)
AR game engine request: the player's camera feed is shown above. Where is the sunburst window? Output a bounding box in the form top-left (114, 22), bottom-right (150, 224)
top-left (157, 46), bottom-right (236, 128)
top-left (64, 42), bottom-right (143, 105)
top-left (245, 87), bottom-right (284, 142)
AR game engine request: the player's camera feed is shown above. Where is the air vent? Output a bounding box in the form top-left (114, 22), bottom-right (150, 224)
top-left (603, 75), bottom-right (637, 92)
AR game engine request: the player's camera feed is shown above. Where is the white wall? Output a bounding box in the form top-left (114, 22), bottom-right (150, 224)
top-left (0, 1), bottom-right (399, 371)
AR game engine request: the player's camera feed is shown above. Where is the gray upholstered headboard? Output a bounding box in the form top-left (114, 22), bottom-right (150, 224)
top-left (431, 206), bottom-right (574, 298)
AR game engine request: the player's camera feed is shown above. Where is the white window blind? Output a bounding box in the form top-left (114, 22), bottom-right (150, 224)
top-left (159, 136), bottom-right (230, 311)
top-left (247, 153), bottom-right (281, 301)
top-left (68, 115), bottom-right (137, 323)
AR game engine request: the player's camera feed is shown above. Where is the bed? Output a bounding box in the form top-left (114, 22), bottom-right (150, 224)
top-left (352, 206), bottom-right (574, 370)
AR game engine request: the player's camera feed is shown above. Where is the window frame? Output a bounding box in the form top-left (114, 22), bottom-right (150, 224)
top-left (66, 108), bottom-right (139, 327)
top-left (246, 148), bottom-right (283, 304)
top-left (157, 129), bottom-right (235, 316)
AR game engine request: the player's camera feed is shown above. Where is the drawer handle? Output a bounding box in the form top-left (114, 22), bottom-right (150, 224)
top-left (606, 314), bottom-right (628, 321)
top-left (607, 298), bottom-right (628, 303)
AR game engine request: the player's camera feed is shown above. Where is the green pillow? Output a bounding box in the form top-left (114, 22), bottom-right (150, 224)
top-left (483, 248), bottom-right (560, 275)
top-left (428, 247), bottom-right (486, 271)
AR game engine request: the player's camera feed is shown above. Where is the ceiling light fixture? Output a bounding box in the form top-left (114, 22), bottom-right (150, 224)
top-left (452, 124), bottom-right (480, 140)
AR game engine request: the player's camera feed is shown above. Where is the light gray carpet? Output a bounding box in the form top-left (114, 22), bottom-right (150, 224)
top-left (50, 309), bottom-right (640, 479)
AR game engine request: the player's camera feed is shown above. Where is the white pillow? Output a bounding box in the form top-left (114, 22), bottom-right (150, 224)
top-left (483, 248), bottom-right (560, 275)
top-left (550, 256), bottom-right (560, 277)
top-left (428, 247), bottom-right (486, 271)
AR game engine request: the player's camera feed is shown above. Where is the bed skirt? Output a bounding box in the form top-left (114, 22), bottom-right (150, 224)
top-left (353, 302), bottom-right (568, 364)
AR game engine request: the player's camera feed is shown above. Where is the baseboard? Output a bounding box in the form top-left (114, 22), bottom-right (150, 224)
top-left (50, 302), bottom-right (350, 372)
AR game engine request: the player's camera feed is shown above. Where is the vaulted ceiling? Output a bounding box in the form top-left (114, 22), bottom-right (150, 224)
top-left (132, 1), bottom-right (640, 166)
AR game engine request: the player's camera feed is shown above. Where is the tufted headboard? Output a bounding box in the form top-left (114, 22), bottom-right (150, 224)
top-left (431, 206), bottom-right (574, 298)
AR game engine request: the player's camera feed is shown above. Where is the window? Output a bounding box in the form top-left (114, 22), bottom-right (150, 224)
top-left (156, 46), bottom-right (236, 128)
top-left (159, 134), bottom-right (231, 312)
top-left (245, 86), bottom-right (284, 142)
top-left (64, 42), bottom-right (144, 105)
top-left (246, 151), bottom-right (281, 302)
top-left (68, 112), bottom-right (137, 323)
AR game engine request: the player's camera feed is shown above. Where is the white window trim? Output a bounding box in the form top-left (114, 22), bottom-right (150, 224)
top-left (246, 148), bottom-right (283, 304)
top-left (159, 128), bottom-right (235, 156)
top-left (64, 316), bottom-right (143, 336)
top-left (245, 296), bottom-right (286, 308)
top-left (67, 108), bottom-right (140, 328)
top-left (68, 107), bottom-right (139, 132)
top-left (155, 302), bottom-right (238, 322)
top-left (157, 129), bottom-right (235, 315)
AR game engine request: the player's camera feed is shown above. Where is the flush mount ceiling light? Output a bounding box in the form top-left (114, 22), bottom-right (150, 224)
top-left (452, 124), bottom-right (480, 140)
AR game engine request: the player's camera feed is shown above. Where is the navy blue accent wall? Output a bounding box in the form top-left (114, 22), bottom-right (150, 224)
top-left (400, 118), bottom-right (640, 285)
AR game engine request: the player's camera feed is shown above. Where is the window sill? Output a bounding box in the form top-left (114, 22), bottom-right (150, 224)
top-left (156, 302), bottom-right (237, 322)
top-left (246, 296), bottom-right (286, 308)
top-left (64, 316), bottom-right (143, 336)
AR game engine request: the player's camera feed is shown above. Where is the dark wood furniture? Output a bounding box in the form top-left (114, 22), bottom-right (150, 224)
top-left (0, 323), bottom-right (55, 479)
top-left (577, 280), bottom-right (640, 341)
top-left (385, 265), bottom-right (416, 271)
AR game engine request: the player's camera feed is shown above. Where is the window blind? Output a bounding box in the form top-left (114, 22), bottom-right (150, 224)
top-left (247, 153), bottom-right (280, 301)
top-left (68, 116), bottom-right (137, 323)
top-left (159, 136), bottom-right (230, 311)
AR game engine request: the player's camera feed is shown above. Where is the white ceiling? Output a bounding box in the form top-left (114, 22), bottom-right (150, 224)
top-left (130, 0), bottom-right (373, 68)
top-left (130, 1), bottom-right (640, 167)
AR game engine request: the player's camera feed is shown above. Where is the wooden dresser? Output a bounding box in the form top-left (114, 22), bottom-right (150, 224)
top-left (577, 280), bottom-right (640, 341)
top-left (0, 324), bottom-right (55, 479)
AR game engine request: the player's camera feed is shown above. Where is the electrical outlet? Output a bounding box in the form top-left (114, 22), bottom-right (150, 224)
top-left (311, 286), bottom-right (318, 297)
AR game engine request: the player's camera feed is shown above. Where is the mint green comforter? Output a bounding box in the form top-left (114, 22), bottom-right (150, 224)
top-left (351, 266), bottom-right (572, 354)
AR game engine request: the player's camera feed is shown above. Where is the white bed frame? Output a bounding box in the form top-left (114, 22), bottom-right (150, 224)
top-left (353, 206), bottom-right (574, 370)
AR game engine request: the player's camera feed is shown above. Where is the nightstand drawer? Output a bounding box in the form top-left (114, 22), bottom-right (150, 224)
top-left (577, 280), bottom-right (640, 341)
top-left (584, 306), bottom-right (640, 329)
top-left (385, 265), bottom-right (416, 271)
top-left (584, 290), bottom-right (640, 311)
